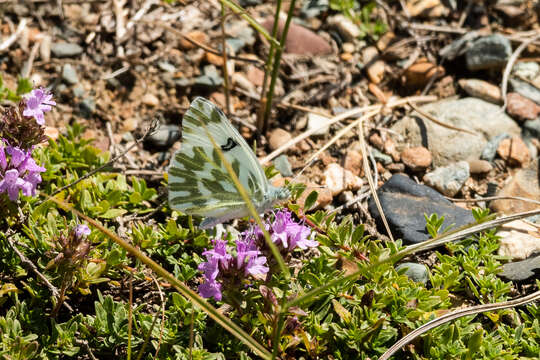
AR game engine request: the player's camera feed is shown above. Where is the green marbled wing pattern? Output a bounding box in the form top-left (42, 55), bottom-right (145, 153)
top-left (167, 97), bottom-right (270, 221)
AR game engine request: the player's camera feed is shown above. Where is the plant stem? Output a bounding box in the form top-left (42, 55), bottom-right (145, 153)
top-left (220, 4), bottom-right (231, 115)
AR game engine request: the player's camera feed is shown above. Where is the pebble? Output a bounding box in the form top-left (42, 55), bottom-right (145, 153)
top-left (73, 85), bottom-right (85, 98)
top-left (396, 263), bottom-right (429, 285)
top-left (179, 30), bottom-right (208, 50)
top-left (297, 183), bottom-right (333, 210)
top-left (467, 159), bottom-right (492, 174)
top-left (490, 165), bottom-right (540, 214)
top-left (465, 34), bottom-right (512, 71)
top-left (496, 136), bottom-right (530, 166)
top-left (499, 254), bottom-right (540, 282)
top-left (392, 98), bottom-right (520, 166)
top-left (307, 113), bottom-right (331, 136)
top-left (246, 65), bottom-right (265, 87)
top-left (61, 64), bottom-right (78, 85)
top-left (342, 42), bottom-right (355, 53)
top-left (194, 65), bottom-right (223, 88)
top-left (142, 93), bottom-right (159, 107)
top-left (344, 150), bottom-right (362, 176)
top-left (268, 128), bottom-right (292, 151)
top-left (232, 72), bottom-right (256, 95)
top-left (273, 155), bottom-right (293, 177)
top-left (498, 220), bottom-right (540, 260)
top-left (324, 163), bottom-right (363, 196)
top-left (510, 78), bottom-right (540, 104)
top-left (384, 139), bottom-right (400, 162)
top-left (51, 42), bottom-right (83, 57)
top-left (328, 14), bottom-right (361, 41)
top-left (458, 78), bottom-right (502, 104)
top-left (481, 133), bottom-right (511, 161)
top-left (512, 61), bottom-right (539, 80)
top-left (506, 92), bottom-right (540, 121)
top-left (523, 118), bottom-right (540, 138)
top-left (387, 163), bottom-right (406, 173)
top-left (145, 124), bottom-right (180, 149)
top-left (369, 132), bottom-right (384, 150)
top-left (405, 59), bottom-right (445, 87)
top-left (423, 161), bottom-right (470, 197)
top-left (261, 19), bottom-right (332, 55)
top-left (371, 148), bottom-right (392, 165)
top-left (368, 174), bottom-right (475, 244)
top-left (40, 35), bottom-right (51, 61)
top-left (79, 98), bottom-right (95, 118)
top-left (122, 117), bottom-right (138, 132)
top-left (401, 146), bottom-right (432, 171)
top-left (362, 46), bottom-right (385, 84)
top-left (44, 126), bottom-right (59, 141)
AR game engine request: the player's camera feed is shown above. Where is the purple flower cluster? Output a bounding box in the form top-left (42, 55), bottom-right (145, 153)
top-left (23, 88), bottom-right (56, 125)
top-left (0, 140), bottom-right (45, 201)
top-left (198, 210), bottom-right (318, 301)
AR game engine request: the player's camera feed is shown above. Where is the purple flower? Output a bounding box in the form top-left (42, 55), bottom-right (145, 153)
top-left (75, 224), bottom-right (91, 239)
top-left (23, 88), bottom-right (56, 125)
top-left (246, 255), bottom-right (269, 276)
top-left (0, 169), bottom-right (25, 201)
top-left (198, 280), bottom-right (222, 301)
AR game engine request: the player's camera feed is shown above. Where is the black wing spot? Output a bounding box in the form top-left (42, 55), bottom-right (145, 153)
top-left (221, 137), bottom-right (238, 151)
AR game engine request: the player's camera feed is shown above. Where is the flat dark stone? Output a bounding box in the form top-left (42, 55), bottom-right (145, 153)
top-left (499, 255), bottom-right (540, 282)
top-left (368, 174), bottom-right (475, 244)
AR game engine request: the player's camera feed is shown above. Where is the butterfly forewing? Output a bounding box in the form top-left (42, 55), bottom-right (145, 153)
top-left (168, 97), bottom-right (270, 220)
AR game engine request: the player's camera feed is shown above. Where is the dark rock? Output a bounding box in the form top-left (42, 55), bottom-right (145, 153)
top-left (368, 174), bottom-right (475, 244)
top-left (79, 98), bottom-right (95, 118)
top-left (523, 119), bottom-right (540, 138)
top-left (466, 34), bottom-right (512, 71)
top-left (396, 262), bottom-right (429, 284)
top-left (273, 155), bottom-right (293, 177)
top-left (499, 255), bottom-right (540, 282)
top-left (51, 42), bottom-right (83, 57)
top-left (145, 124), bottom-right (180, 149)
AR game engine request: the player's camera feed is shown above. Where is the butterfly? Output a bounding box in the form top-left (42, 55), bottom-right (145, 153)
top-left (167, 97), bottom-right (290, 229)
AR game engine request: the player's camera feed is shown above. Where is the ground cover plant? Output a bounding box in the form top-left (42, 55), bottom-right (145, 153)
top-left (1, 0), bottom-right (540, 359)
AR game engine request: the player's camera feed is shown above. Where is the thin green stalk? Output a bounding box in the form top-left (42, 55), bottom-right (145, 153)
top-left (127, 272), bottom-right (133, 360)
top-left (262, 0), bottom-right (297, 134)
top-left (257, 0), bottom-right (283, 132)
top-left (220, 4), bottom-right (231, 115)
top-left (219, 0), bottom-right (279, 47)
top-left (48, 196), bottom-right (273, 360)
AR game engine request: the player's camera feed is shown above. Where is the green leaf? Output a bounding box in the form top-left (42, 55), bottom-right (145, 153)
top-left (304, 190), bottom-right (318, 211)
top-left (100, 208), bottom-right (127, 218)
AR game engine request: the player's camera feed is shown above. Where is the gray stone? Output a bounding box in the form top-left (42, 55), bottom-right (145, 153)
top-left (226, 38), bottom-right (246, 54)
top-left (79, 98), bottom-right (95, 118)
top-left (194, 65), bottom-right (223, 87)
top-left (371, 148), bottom-right (393, 165)
top-left (512, 61), bottom-right (540, 81)
top-left (301, 0), bottom-right (328, 18)
top-left (328, 14), bottom-right (361, 41)
top-left (51, 42), bottom-right (83, 57)
top-left (466, 34), bottom-right (512, 71)
top-left (396, 263), bottom-right (430, 284)
top-left (391, 98), bottom-right (520, 167)
top-left (499, 255), bottom-right (540, 282)
top-left (158, 61), bottom-right (176, 73)
top-left (307, 113), bottom-right (331, 136)
top-left (510, 78), bottom-right (540, 104)
top-left (145, 124), bottom-right (180, 149)
top-left (523, 119), bottom-right (540, 138)
top-left (368, 174), bottom-right (475, 244)
top-left (73, 85), bottom-right (85, 98)
top-left (273, 155), bottom-right (294, 177)
top-left (481, 133), bottom-right (511, 161)
top-left (423, 161), bottom-right (470, 197)
top-left (62, 64), bottom-right (78, 85)
top-left (439, 32), bottom-right (479, 60)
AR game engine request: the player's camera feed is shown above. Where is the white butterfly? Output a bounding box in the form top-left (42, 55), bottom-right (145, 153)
top-left (167, 97), bottom-right (290, 229)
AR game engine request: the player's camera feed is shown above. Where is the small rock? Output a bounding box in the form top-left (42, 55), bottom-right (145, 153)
top-left (142, 93), bottom-right (159, 107)
top-left (145, 124), bottom-right (180, 149)
top-left (369, 132), bottom-right (384, 150)
top-left (73, 85), bottom-right (84, 98)
top-left (51, 42), bottom-right (83, 57)
top-left (401, 146), bottom-right (432, 171)
top-left (498, 220), bottom-right (540, 260)
top-left (205, 52), bottom-right (224, 66)
top-left (297, 183), bottom-right (333, 210)
top-left (342, 42), bottom-right (355, 53)
top-left (497, 136), bottom-right (530, 166)
top-left (506, 92), bottom-right (540, 121)
top-left (512, 61), bottom-right (540, 81)
top-left (324, 163), bottom-right (363, 196)
top-left (405, 59), bottom-right (445, 87)
top-left (194, 65), bottom-right (223, 88)
top-left (40, 35), bottom-right (51, 61)
top-left (307, 113), bottom-right (331, 136)
top-left (491, 165), bottom-right (540, 214)
top-left (384, 138), bottom-right (400, 162)
top-left (268, 128), bottom-right (292, 151)
top-left (396, 263), bottom-right (429, 284)
top-left (387, 163), bottom-right (406, 173)
top-left (61, 64), bottom-right (78, 85)
top-left (465, 34), bottom-right (512, 71)
top-left (209, 92), bottom-right (226, 109)
top-left (458, 79), bottom-right (502, 104)
top-left (371, 148), bottom-right (392, 165)
top-left (44, 126), bottom-right (59, 141)
top-left (362, 46), bottom-right (384, 84)
top-left (499, 255), bottom-right (540, 282)
top-left (510, 78), bottom-right (540, 105)
top-left (481, 133), bottom-right (511, 162)
top-left (523, 119), bottom-right (540, 138)
top-left (273, 155), bottom-right (293, 177)
top-left (344, 150), bottom-right (362, 176)
top-left (407, 0), bottom-right (449, 17)
top-left (468, 159), bottom-right (492, 174)
top-left (232, 72), bottom-right (256, 94)
top-left (246, 65), bottom-right (265, 87)
top-left (423, 161), bottom-right (470, 197)
top-left (328, 14), bottom-right (361, 41)
top-left (122, 117), bottom-right (138, 132)
top-left (368, 174), bottom-right (475, 244)
top-left (261, 18), bottom-right (332, 55)
top-left (79, 98), bottom-right (95, 118)
top-left (158, 61), bottom-right (176, 73)
top-left (179, 30), bottom-right (208, 50)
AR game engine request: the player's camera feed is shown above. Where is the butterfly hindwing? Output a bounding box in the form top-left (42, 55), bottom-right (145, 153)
top-left (168, 97), bottom-right (270, 222)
